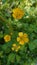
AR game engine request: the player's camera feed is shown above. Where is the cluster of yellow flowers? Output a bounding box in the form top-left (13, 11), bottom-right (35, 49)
top-left (12, 8), bottom-right (24, 19)
top-left (4, 32), bottom-right (29, 52)
top-left (4, 8), bottom-right (29, 52)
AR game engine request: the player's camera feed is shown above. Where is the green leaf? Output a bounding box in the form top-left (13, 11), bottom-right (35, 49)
top-left (8, 53), bottom-right (15, 62)
top-left (2, 43), bottom-right (11, 53)
top-left (29, 39), bottom-right (37, 51)
top-left (0, 51), bottom-right (3, 57)
top-left (16, 55), bottom-right (21, 62)
top-left (0, 32), bottom-right (3, 38)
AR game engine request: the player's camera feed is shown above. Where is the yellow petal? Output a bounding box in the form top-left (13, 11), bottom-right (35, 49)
top-left (17, 37), bottom-right (21, 42)
top-left (19, 40), bottom-right (24, 45)
top-left (24, 38), bottom-right (29, 43)
top-left (24, 33), bottom-right (28, 38)
top-left (12, 13), bottom-right (16, 18)
top-left (18, 32), bottom-right (23, 37)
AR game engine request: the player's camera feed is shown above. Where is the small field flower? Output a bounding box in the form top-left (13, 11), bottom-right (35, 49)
top-left (12, 43), bottom-right (20, 52)
top-left (4, 35), bottom-right (11, 42)
top-left (12, 8), bottom-right (24, 19)
top-left (17, 32), bottom-right (29, 45)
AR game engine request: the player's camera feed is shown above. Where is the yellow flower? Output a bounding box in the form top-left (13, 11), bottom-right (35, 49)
top-left (17, 32), bottom-right (29, 45)
top-left (12, 8), bottom-right (24, 19)
top-left (12, 43), bottom-right (20, 52)
top-left (15, 46), bottom-right (20, 52)
top-left (4, 35), bottom-right (11, 42)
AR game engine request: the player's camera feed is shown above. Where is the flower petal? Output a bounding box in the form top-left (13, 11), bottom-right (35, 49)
top-left (18, 32), bottom-right (24, 37)
top-left (19, 40), bottom-right (24, 45)
top-left (24, 33), bottom-right (28, 38)
top-left (24, 38), bottom-right (29, 43)
top-left (17, 37), bottom-right (21, 42)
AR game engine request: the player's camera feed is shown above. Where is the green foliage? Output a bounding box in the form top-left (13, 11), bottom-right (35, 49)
top-left (29, 39), bottom-right (37, 51)
top-left (0, 0), bottom-right (37, 65)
